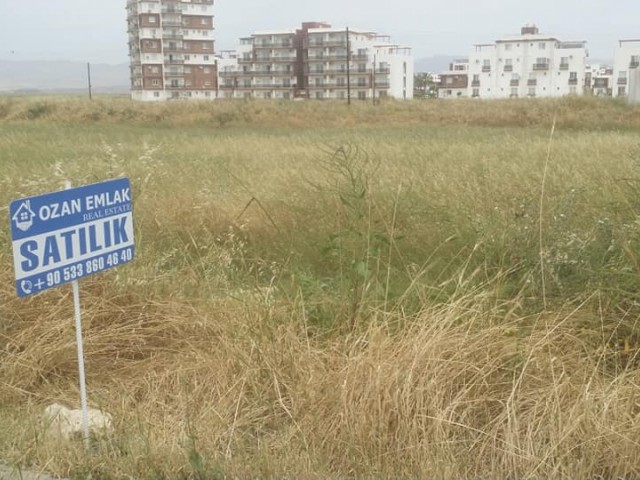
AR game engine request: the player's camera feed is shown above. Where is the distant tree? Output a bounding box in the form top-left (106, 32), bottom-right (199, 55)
top-left (414, 73), bottom-right (438, 99)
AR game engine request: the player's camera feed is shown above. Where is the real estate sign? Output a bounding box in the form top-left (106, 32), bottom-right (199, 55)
top-left (10, 178), bottom-right (134, 297)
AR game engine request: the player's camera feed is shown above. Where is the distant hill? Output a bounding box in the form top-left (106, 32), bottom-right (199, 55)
top-left (0, 60), bottom-right (129, 94)
top-left (415, 55), bottom-right (466, 74)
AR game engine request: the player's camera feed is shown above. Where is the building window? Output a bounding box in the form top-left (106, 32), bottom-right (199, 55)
top-left (184, 67), bottom-right (191, 74)
top-left (539, 42), bottom-right (546, 49)
top-left (203, 55), bottom-right (209, 61)
top-left (505, 43), bottom-right (512, 51)
top-left (203, 42), bottom-right (210, 50)
top-left (201, 18), bottom-right (207, 25)
top-left (358, 63), bottom-right (366, 72)
top-left (185, 80), bottom-right (192, 87)
top-left (528, 87), bottom-right (536, 97)
top-left (148, 16), bottom-right (156, 24)
top-left (151, 66), bottom-right (159, 73)
top-left (357, 77), bottom-right (366, 87)
top-left (152, 79), bottom-right (160, 86)
top-left (204, 67), bottom-right (211, 74)
top-left (510, 87), bottom-right (518, 98)
top-left (472, 88), bottom-right (479, 97)
top-left (316, 92), bottom-right (324, 99)
top-left (618, 86), bottom-right (627, 96)
top-left (358, 91), bottom-right (366, 100)
top-left (569, 72), bottom-right (578, 85)
top-left (153, 91), bottom-right (160, 97)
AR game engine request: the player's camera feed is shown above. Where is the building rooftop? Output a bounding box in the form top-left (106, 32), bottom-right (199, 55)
top-left (252, 29), bottom-right (297, 36)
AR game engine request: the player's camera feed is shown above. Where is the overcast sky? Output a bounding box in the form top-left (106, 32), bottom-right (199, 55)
top-left (0, 0), bottom-right (638, 64)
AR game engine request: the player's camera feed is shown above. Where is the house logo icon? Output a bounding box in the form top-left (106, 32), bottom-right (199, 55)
top-left (12, 200), bottom-right (36, 232)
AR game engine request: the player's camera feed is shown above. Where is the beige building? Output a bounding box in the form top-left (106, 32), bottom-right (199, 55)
top-left (218, 22), bottom-right (413, 100)
top-left (127, 0), bottom-right (217, 101)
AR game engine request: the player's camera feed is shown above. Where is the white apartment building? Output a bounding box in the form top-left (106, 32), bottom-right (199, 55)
top-left (127, 0), bottom-right (217, 102)
top-left (586, 63), bottom-right (613, 97)
top-left (468, 25), bottom-right (587, 99)
top-left (613, 40), bottom-right (640, 98)
top-left (438, 59), bottom-right (469, 99)
top-left (218, 22), bottom-right (413, 101)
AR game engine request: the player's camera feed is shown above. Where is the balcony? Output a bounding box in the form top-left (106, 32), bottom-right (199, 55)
top-left (481, 65), bottom-right (491, 73)
top-left (252, 84), bottom-right (295, 89)
top-left (162, 32), bottom-right (183, 40)
top-left (251, 69), bottom-right (294, 76)
top-left (618, 78), bottom-right (628, 85)
top-left (630, 61), bottom-right (640, 69)
top-left (503, 65), bottom-right (513, 72)
top-left (527, 79), bottom-right (537, 86)
top-left (533, 63), bottom-right (549, 71)
top-left (162, 19), bottom-right (184, 27)
top-left (374, 81), bottom-right (390, 88)
top-left (164, 70), bottom-right (184, 77)
top-left (165, 84), bottom-right (187, 90)
top-left (376, 67), bottom-right (391, 74)
top-left (307, 40), bottom-right (347, 49)
top-left (510, 79), bottom-right (520, 86)
top-left (163, 44), bottom-right (183, 52)
top-left (307, 54), bottom-right (348, 62)
top-left (254, 41), bottom-right (293, 49)
top-left (253, 56), bottom-right (296, 63)
top-left (164, 57), bottom-right (184, 65)
top-left (161, 7), bottom-right (183, 14)
top-left (559, 63), bottom-right (569, 71)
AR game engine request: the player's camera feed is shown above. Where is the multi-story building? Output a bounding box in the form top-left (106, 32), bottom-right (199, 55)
top-left (127, 0), bottom-right (217, 101)
top-left (468, 25), bottom-right (587, 99)
top-left (438, 59), bottom-right (469, 99)
top-left (585, 63), bottom-right (613, 97)
top-left (218, 22), bottom-right (413, 101)
top-left (613, 40), bottom-right (640, 98)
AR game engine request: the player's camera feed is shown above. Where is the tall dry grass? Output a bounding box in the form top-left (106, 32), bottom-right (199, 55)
top-left (0, 94), bottom-right (639, 131)
top-left (1, 98), bottom-right (640, 478)
top-left (1, 281), bottom-right (639, 479)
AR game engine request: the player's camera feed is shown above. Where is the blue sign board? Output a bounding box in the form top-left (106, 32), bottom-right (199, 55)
top-left (9, 178), bottom-right (134, 297)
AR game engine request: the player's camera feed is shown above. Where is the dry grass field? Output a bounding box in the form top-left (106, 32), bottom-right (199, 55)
top-left (1, 96), bottom-right (640, 479)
